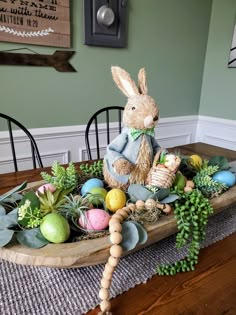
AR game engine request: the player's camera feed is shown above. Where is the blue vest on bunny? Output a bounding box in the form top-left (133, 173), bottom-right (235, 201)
top-left (104, 127), bottom-right (161, 185)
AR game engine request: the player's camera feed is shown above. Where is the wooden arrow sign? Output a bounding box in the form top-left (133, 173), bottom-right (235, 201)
top-left (0, 50), bottom-right (76, 72)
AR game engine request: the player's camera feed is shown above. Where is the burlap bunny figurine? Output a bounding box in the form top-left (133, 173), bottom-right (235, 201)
top-left (103, 66), bottom-right (163, 190)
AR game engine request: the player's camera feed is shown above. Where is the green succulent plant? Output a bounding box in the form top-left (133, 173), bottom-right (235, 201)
top-left (41, 161), bottom-right (78, 191)
top-left (193, 165), bottom-right (228, 198)
top-left (80, 160), bottom-right (104, 179)
top-left (58, 194), bottom-right (90, 220)
top-left (37, 188), bottom-right (71, 216)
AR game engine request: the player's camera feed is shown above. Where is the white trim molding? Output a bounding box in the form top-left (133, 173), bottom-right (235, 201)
top-left (196, 116), bottom-right (236, 151)
top-left (0, 115), bottom-right (235, 173)
top-left (156, 115), bottom-right (197, 148)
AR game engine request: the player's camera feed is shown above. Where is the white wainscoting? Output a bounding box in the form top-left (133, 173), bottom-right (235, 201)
top-left (1, 115), bottom-right (235, 174)
top-left (196, 116), bottom-right (236, 151)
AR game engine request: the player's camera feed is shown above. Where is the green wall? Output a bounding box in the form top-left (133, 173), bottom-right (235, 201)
top-left (0, 0), bottom-right (212, 129)
top-left (199, 0), bottom-right (236, 119)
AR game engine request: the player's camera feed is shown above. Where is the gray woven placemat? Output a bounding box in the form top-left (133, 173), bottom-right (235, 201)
top-left (0, 205), bottom-right (236, 315)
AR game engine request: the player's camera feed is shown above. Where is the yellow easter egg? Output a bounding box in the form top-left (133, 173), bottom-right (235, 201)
top-left (105, 188), bottom-right (126, 212)
top-left (190, 154), bottom-right (202, 169)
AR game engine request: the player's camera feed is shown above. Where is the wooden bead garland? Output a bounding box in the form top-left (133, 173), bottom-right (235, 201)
top-left (135, 200), bottom-right (145, 210)
top-left (110, 244), bottom-right (123, 257)
top-left (105, 262), bottom-right (115, 273)
top-left (98, 206), bottom-right (132, 315)
top-left (110, 231), bottom-right (122, 244)
top-left (111, 213), bottom-right (123, 221)
top-left (127, 203), bottom-right (136, 212)
top-left (108, 256), bottom-right (119, 267)
top-left (100, 300), bottom-right (111, 314)
top-left (109, 218), bottom-right (120, 225)
top-left (102, 270), bottom-right (112, 280)
top-left (100, 278), bottom-right (111, 289)
top-left (162, 204), bottom-right (172, 214)
top-left (109, 222), bottom-right (122, 233)
top-left (116, 208), bottom-right (129, 218)
top-left (99, 288), bottom-right (109, 300)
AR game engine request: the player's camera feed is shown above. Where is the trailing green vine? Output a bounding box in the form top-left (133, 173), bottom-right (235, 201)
top-left (156, 189), bottom-right (213, 275)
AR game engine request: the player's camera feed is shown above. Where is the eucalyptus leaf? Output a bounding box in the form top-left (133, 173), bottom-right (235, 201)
top-left (0, 216), bottom-right (15, 229)
top-left (7, 208), bottom-right (18, 224)
top-left (0, 208), bottom-right (18, 229)
top-left (151, 188), bottom-right (170, 201)
top-left (132, 221), bottom-right (148, 245)
top-left (229, 160), bottom-right (236, 167)
top-left (16, 228), bottom-right (49, 248)
top-left (128, 184), bottom-right (153, 202)
top-left (0, 205), bottom-right (6, 216)
top-left (1, 197), bottom-right (16, 204)
top-left (208, 156), bottom-right (229, 171)
top-left (120, 221), bottom-right (139, 251)
top-left (228, 167), bottom-right (236, 174)
top-left (0, 181), bottom-right (27, 202)
top-left (0, 229), bottom-right (15, 247)
top-left (159, 194), bottom-right (180, 204)
top-left (2, 193), bottom-right (23, 204)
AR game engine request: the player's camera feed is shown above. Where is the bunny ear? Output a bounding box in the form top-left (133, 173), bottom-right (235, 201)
top-left (138, 68), bottom-right (148, 95)
top-left (111, 66), bottom-right (139, 97)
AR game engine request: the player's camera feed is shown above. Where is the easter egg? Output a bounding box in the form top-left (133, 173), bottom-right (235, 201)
top-left (212, 171), bottom-right (236, 187)
top-left (173, 173), bottom-right (186, 190)
top-left (78, 209), bottom-right (110, 231)
top-left (37, 183), bottom-right (56, 195)
top-left (88, 187), bottom-right (108, 206)
top-left (190, 154), bottom-right (202, 169)
top-left (40, 213), bottom-right (70, 244)
top-left (81, 178), bottom-right (104, 195)
top-left (105, 189), bottom-right (126, 212)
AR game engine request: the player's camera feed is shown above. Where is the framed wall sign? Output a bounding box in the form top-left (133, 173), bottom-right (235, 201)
top-left (0, 0), bottom-right (70, 48)
top-left (84, 0), bottom-right (127, 48)
top-left (228, 17), bottom-right (236, 67)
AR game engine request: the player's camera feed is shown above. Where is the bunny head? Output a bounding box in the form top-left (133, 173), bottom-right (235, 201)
top-left (111, 66), bottom-right (159, 130)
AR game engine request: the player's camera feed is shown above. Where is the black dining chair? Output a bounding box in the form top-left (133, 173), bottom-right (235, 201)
top-left (0, 113), bottom-right (43, 172)
top-left (85, 106), bottom-right (124, 160)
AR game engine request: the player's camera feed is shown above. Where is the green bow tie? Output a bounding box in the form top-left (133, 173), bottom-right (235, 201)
top-left (130, 127), bottom-right (155, 140)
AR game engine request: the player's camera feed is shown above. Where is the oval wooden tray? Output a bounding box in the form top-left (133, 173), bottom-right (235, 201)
top-left (1, 185), bottom-right (236, 268)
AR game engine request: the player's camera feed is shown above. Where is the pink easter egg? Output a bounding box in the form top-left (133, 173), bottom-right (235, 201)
top-left (37, 183), bottom-right (56, 195)
top-left (78, 209), bottom-right (110, 231)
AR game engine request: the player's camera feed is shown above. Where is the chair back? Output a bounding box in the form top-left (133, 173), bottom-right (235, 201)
top-left (0, 113), bottom-right (43, 172)
top-left (85, 106), bottom-right (124, 160)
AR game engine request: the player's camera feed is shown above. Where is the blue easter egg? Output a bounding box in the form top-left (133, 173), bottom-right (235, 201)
top-left (81, 178), bottom-right (104, 195)
top-left (212, 171), bottom-right (236, 187)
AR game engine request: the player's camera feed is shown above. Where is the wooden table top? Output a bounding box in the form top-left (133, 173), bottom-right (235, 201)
top-left (1, 142), bottom-right (236, 315)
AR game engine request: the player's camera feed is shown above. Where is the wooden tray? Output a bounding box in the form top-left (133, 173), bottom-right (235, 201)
top-left (1, 184), bottom-right (236, 269)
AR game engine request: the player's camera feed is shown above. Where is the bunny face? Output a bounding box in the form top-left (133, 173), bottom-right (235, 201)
top-left (123, 95), bottom-right (159, 129)
top-left (111, 66), bottom-right (159, 130)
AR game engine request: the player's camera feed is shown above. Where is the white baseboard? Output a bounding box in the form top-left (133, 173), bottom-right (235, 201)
top-left (0, 115), bottom-right (235, 174)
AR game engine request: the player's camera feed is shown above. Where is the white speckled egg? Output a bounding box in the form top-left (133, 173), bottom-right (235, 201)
top-left (212, 171), bottom-right (236, 187)
top-left (81, 178), bottom-right (104, 196)
top-left (78, 209), bottom-right (110, 230)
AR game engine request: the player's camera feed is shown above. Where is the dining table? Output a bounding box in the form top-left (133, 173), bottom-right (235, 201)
top-left (0, 142), bottom-right (236, 315)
